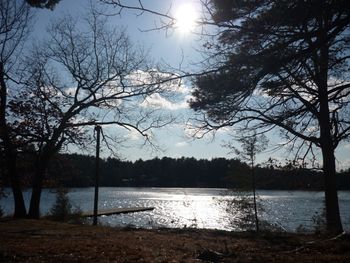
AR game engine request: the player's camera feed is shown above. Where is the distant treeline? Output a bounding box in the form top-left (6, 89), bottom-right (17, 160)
top-left (19, 154), bottom-right (350, 190)
top-left (1, 153), bottom-right (350, 190)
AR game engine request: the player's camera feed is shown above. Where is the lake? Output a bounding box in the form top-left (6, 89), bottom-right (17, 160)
top-left (1, 188), bottom-right (349, 232)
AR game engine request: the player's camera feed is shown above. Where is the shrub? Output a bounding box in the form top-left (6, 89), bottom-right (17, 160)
top-left (49, 188), bottom-right (72, 221)
top-left (224, 190), bottom-right (259, 231)
top-left (312, 207), bottom-right (326, 234)
top-left (48, 188), bottom-right (85, 224)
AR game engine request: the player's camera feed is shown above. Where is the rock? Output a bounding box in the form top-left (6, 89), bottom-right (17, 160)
top-left (197, 249), bottom-right (224, 262)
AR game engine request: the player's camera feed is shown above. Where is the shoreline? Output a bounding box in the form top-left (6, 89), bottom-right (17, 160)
top-left (4, 186), bottom-right (350, 191)
top-left (0, 219), bottom-right (349, 262)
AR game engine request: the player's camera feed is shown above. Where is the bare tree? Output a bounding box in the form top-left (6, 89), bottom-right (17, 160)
top-left (225, 132), bottom-right (268, 232)
top-left (0, 0), bottom-right (32, 218)
top-left (100, 0), bottom-right (176, 31)
top-left (9, 10), bottom-right (175, 218)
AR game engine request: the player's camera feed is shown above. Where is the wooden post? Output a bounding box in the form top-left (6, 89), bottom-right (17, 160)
top-left (93, 125), bottom-right (101, 226)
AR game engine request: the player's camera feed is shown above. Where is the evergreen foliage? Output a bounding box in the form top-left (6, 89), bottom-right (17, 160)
top-left (2, 153), bottom-right (349, 190)
top-left (190, 0), bottom-right (350, 234)
top-left (49, 188), bottom-right (72, 221)
top-left (25, 0), bottom-right (60, 9)
top-left (41, 153), bottom-right (350, 190)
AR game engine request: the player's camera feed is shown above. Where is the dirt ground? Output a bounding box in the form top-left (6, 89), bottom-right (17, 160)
top-left (0, 219), bottom-right (349, 262)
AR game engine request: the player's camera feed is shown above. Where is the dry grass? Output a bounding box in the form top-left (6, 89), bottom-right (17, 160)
top-left (0, 219), bottom-right (349, 262)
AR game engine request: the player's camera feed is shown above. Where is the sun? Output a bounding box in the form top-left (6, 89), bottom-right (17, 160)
top-left (174, 3), bottom-right (198, 34)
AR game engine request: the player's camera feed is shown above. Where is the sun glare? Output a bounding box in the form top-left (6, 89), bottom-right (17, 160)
top-left (174, 3), bottom-right (198, 34)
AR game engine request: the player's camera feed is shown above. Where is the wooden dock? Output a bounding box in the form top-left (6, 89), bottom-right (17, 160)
top-left (82, 207), bottom-right (154, 217)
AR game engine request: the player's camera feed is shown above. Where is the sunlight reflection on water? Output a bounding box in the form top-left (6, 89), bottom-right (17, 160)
top-left (1, 188), bottom-right (349, 232)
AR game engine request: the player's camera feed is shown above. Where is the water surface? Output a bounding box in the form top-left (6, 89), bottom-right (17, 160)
top-left (1, 188), bottom-right (349, 232)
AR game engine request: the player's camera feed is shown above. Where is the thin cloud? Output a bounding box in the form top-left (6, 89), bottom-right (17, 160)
top-left (124, 129), bottom-right (142, 141)
top-left (175, 141), bottom-right (189, 147)
top-left (141, 93), bottom-right (189, 110)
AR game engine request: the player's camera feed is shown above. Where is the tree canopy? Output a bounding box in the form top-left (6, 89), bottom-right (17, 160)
top-left (25, 0), bottom-right (60, 9)
top-left (189, 0), bottom-right (350, 233)
top-left (0, 0), bottom-right (32, 217)
top-left (1, 3), bottom-right (175, 219)
top-left (191, 0), bottom-right (350, 149)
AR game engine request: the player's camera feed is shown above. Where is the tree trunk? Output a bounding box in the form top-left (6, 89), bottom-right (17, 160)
top-left (317, 23), bottom-right (343, 234)
top-left (251, 161), bottom-right (259, 232)
top-left (0, 62), bottom-right (27, 218)
top-left (28, 131), bottom-right (62, 218)
top-left (7, 154), bottom-right (27, 218)
top-left (28, 165), bottom-right (46, 219)
top-left (319, 78), bottom-right (343, 233)
top-left (321, 145), bottom-right (343, 234)
top-left (319, 95), bottom-right (343, 233)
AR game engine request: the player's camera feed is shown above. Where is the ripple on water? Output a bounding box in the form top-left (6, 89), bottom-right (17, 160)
top-left (1, 187), bottom-right (349, 232)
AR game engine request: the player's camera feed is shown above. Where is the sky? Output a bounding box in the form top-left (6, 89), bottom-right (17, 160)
top-left (31, 0), bottom-right (350, 170)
